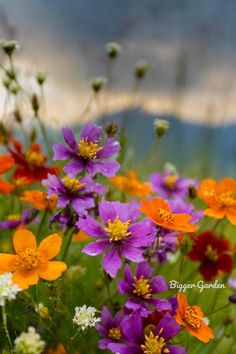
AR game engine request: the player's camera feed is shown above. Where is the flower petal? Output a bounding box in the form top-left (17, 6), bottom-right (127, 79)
top-left (102, 248), bottom-right (122, 278)
top-left (38, 261), bottom-right (67, 281)
top-left (82, 240), bottom-right (110, 256)
top-left (0, 254), bottom-right (19, 272)
top-left (77, 216), bottom-right (106, 238)
top-left (13, 229), bottom-right (36, 254)
top-left (38, 234), bottom-right (62, 260)
top-left (53, 143), bottom-right (74, 160)
top-left (0, 155), bottom-right (14, 174)
top-left (12, 269), bottom-right (39, 289)
top-left (62, 127), bottom-right (78, 150)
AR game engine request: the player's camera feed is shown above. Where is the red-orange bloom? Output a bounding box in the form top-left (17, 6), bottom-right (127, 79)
top-left (175, 293), bottom-right (214, 343)
top-left (9, 140), bottom-right (58, 185)
top-left (0, 229), bottom-right (67, 289)
top-left (21, 190), bottom-right (56, 211)
top-left (0, 154), bottom-right (14, 194)
top-left (198, 177), bottom-right (236, 225)
top-left (110, 171), bottom-right (152, 197)
top-left (139, 197), bottom-right (197, 232)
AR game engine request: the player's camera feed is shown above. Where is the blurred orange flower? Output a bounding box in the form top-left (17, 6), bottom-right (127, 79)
top-left (198, 177), bottom-right (236, 224)
top-left (73, 229), bottom-right (91, 242)
top-left (110, 171), bottom-right (152, 197)
top-left (0, 229), bottom-right (67, 289)
top-left (21, 190), bottom-right (56, 211)
top-left (46, 344), bottom-right (66, 354)
top-left (139, 197), bottom-right (197, 232)
top-left (175, 293), bottom-right (214, 343)
top-left (0, 154), bottom-right (14, 194)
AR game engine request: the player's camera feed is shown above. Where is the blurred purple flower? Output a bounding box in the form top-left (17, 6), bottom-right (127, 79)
top-left (0, 209), bottom-right (38, 230)
top-left (228, 277), bottom-right (236, 291)
top-left (170, 199), bottom-right (203, 225)
top-left (53, 123), bottom-right (120, 177)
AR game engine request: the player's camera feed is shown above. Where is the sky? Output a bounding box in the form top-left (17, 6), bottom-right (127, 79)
top-left (0, 0), bottom-right (236, 125)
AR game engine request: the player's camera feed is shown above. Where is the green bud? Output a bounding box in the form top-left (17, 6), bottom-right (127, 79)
top-left (91, 77), bottom-right (107, 93)
top-left (0, 39), bottom-right (19, 56)
top-left (135, 60), bottom-right (149, 79)
top-left (106, 42), bottom-right (122, 59)
top-left (154, 118), bottom-right (169, 138)
top-left (36, 71), bottom-right (47, 85)
top-left (9, 81), bottom-right (20, 95)
top-left (31, 94), bottom-right (40, 115)
top-left (13, 110), bottom-right (22, 123)
top-left (2, 77), bottom-right (11, 89)
top-left (105, 121), bottom-right (119, 137)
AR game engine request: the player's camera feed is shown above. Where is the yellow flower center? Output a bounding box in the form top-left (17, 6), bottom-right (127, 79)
top-left (63, 175), bottom-right (85, 193)
top-left (25, 149), bottom-right (46, 167)
top-left (7, 214), bottom-right (20, 221)
top-left (104, 216), bottom-right (131, 241)
top-left (158, 208), bottom-right (174, 224)
top-left (184, 306), bottom-right (202, 329)
top-left (164, 175), bottom-right (178, 189)
top-left (108, 327), bottom-right (122, 340)
top-left (205, 245), bottom-right (218, 261)
top-left (218, 191), bottom-right (236, 207)
top-left (19, 247), bottom-right (41, 271)
top-left (78, 138), bottom-right (102, 159)
top-left (141, 331), bottom-right (169, 354)
top-left (132, 275), bottom-right (152, 298)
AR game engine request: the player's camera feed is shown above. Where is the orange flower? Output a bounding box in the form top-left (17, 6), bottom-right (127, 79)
top-left (198, 177), bottom-right (236, 224)
top-left (0, 155), bottom-right (14, 194)
top-left (110, 171), bottom-right (152, 197)
top-left (139, 197), bottom-right (197, 232)
top-left (46, 345), bottom-right (66, 354)
top-left (0, 229), bottom-right (67, 289)
top-left (21, 190), bottom-right (56, 211)
top-left (73, 229), bottom-right (91, 242)
top-left (175, 293), bottom-right (214, 343)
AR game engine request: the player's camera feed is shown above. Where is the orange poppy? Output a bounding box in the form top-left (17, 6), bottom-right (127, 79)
top-left (110, 171), bottom-right (152, 197)
top-left (139, 197), bottom-right (197, 232)
top-left (0, 155), bottom-right (14, 194)
top-left (0, 229), bottom-right (67, 289)
top-left (21, 190), bottom-right (56, 211)
top-left (175, 293), bottom-right (214, 343)
top-left (198, 177), bottom-right (236, 225)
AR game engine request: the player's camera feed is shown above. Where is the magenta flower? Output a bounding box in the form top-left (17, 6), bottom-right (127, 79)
top-left (77, 201), bottom-right (155, 277)
top-left (53, 123), bottom-right (120, 177)
top-left (150, 171), bottom-right (197, 199)
top-left (108, 311), bottom-right (186, 354)
top-left (117, 262), bottom-right (170, 316)
top-left (96, 307), bottom-right (124, 350)
top-left (42, 173), bottom-right (106, 217)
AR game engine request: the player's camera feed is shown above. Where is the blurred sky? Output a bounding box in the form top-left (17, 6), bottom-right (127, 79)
top-left (0, 0), bottom-right (236, 125)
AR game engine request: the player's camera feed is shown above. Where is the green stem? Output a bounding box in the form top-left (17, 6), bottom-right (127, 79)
top-left (2, 306), bottom-right (13, 350)
top-left (37, 209), bottom-right (48, 239)
top-left (62, 227), bottom-right (76, 261)
top-left (206, 303), bottom-right (231, 316)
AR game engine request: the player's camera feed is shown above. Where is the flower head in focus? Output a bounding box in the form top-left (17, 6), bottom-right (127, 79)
top-left (14, 326), bottom-right (45, 354)
top-left (73, 305), bottom-right (100, 331)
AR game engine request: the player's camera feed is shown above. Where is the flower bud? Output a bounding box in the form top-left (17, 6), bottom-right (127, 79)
top-left (135, 60), bottom-right (149, 80)
top-left (36, 71), bottom-right (47, 86)
top-left (6, 68), bottom-right (17, 80)
top-left (31, 94), bottom-right (40, 115)
top-left (3, 77), bottom-right (11, 89)
top-left (13, 110), bottom-right (22, 123)
top-left (229, 294), bottom-right (236, 304)
top-left (105, 121), bottom-right (119, 137)
top-left (0, 39), bottom-right (19, 56)
top-left (154, 118), bottom-right (169, 138)
top-left (9, 81), bottom-right (20, 95)
top-left (91, 77), bottom-right (107, 93)
top-left (106, 42), bottom-right (122, 59)
top-left (188, 185), bottom-right (197, 199)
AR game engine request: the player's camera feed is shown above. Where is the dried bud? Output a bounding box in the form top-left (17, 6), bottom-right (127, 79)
top-left (9, 81), bottom-right (20, 95)
top-left (31, 94), bottom-right (40, 115)
top-left (135, 60), bottom-right (149, 80)
top-left (188, 185), bottom-right (197, 199)
top-left (91, 77), bottom-right (107, 93)
top-left (95, 281), bottom-right (104, 291)
top-left (6, 68), bottom-right (17, 80)
top-left (13, 110), bottom-right (22, 123)
top-left (106, 42), bottom-right (122, 59)
top-left (229, 294), bottom-right (236, 304)
top-left (36, 71), bottom-right (47, 85)
top-left (0, 39), bottom-right (19, 56)
top-left (3, 76), bottom-right (11, 89)
top-left (30, 129), bottom-right (37, 143)
top-left (106, 121), bottom-right (119, 137)
top-left (154, 118), bottom-right (169, 138)
top-left (223, 315), bottom-right (234, 325)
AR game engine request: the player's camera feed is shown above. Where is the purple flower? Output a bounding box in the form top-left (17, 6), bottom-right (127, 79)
top-left (228, 277), bottom-right (236, 291)
top-left (150, 171), bottom-right (197, 199)
top-left (117, 262), bottom-right (170, 316)
top-left (108, 311), bottom-right (186, 354)
top-left (96, 307), bottom-right (124, 349)
top-left (42, 173), bottom-right (106, 217)
top-left (77, 201), bottom-right (155, 278)
top-left (53, 123), bottom-right (120, 177)
top-left (0, 209), bottom-right (38, 230)
top-left (169, 199), bottom-right (203, 225)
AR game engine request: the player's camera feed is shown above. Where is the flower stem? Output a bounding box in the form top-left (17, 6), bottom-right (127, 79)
top-left (37, 209), bottom-right (48, 239)
top-left (2, 305), bottom-right (13, 350)
top-left (62, 227), bottom-right (76, 261)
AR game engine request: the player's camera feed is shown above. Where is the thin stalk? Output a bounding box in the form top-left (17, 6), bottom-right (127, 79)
top-left (62, 227), bottom-right (76, 261)
top-left (2, 306), bottom-right (13, 350)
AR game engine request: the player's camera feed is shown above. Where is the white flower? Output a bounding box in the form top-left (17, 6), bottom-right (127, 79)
top-left (14, 327), bottom-right (45, 354)
top-left (73, 305), bottom-right (100, 331)
top-left (203, 317), bottom-right (210, 326)
top-left (0, 273), bottom-right (21, 306)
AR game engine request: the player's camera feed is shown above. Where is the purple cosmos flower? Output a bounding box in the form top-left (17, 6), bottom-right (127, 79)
top-left (117, 262), bottom-right (170, 316)
top-left (169, 199), bottom-right (203, 225)
top-left (53, 123), bottom-right (120, 177)
top-left (96, 307), bottom-right (124, 350)
top-left (77, 201), bottom-right (155, 278)
top-left (42, 173), bottom-right (106, 217)
top-left (108, 311), bottom-right (186, 354)
top-left (0, 209), bottom-right (38, 230)
top-left (150, 171), bottom-right (197, 199)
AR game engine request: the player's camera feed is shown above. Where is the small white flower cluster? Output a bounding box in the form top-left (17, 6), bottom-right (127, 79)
top-left (0, 273), bottom-right (21, 306)
top-left (14, 327), bottom-right (45, 354)
top-left (73, 305), bottom-right (100, 331)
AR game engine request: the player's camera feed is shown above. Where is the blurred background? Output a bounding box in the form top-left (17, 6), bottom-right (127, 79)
top-left (0, 0), bottom-right (236, 177)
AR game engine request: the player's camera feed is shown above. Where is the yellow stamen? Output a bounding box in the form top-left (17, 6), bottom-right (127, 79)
top-left (164, 175), bottom-right (178, 189)
top-left (141, 331), bottom-right (169, 354)
top-left (104, 216), bottom-right (131, 241)
top-left (133, 275), bottom-right (152, 298)
top-left (7, 214), bottom-right (20, 221)
top-left (184, 306), bottom-right (202, 329)
top-left (25, 149), bottom-right (46, 167)
top-left (108, 327), bottom-right (122, 340)
top-left (205, 245), bottom-right (218, 261)
top-left (63, 175), bottom-right (85, 193)
top-left (218, 191), bottom-right (236, 207)
top-left (19, 248), bottom-right (41, 271)
top-left (158, 208), bottom-right (174, 224)
top-left (78, 137), bottom-right (102, 159)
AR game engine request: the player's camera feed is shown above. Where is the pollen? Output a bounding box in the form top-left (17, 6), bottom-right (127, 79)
top-left (164, 175), bottom-right (177, 189)
top-left (158, 208), bottom-right (174, 224)
top-left (140, 331), bottom-right (169, 354)
top-left (78, 137), bottom-right (102, 159)
top-left (63, 175), bottom-right (85, 193)
top-left (132, 275), bottom-right (152, 298)
top-left (7, 214), bottom-right (20, 221)
top-left (25, 149), bottom-right (46, 167)
top-left (19, 248), bottom-right (41, 271)
top-left (104, 216), bottom-right (131, 241)
top-left (183, 306), bottom-right (202, 329)
top-left (108, 327), bottom-right (122, 341)
top-left (205, 245), bottom-right (218, 261)
top-left (218, 191), bottom-right (236, 207)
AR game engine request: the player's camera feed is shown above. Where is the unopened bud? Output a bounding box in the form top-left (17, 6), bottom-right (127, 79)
top-left (36, 303), bottom-right (50, 320)
top-left (3, 77), bottom-right (11, 89)
top-left (6, 68), bottom-right (17, 80)
top-left (154, 118), bottom-right (169, 138)
top-left (91, 77), bottom-right (107, 93)
top-left (229, 294), bottom-right (236, 304)
top-left (135, 60), bottom-right (149, 80)
top-left (106, 42), bottom-right (122, 59)
top-left (0, 39), bottom-right (19, 56)
top-left (31, 94), bottom-right (40, 115)
top-left (188, 185), bottom-right (197, 199)
top-left (36, 71), bottom-right (47, 86)
top-left (9, 81), bottom-right (20, 95)
top-left (13, 110), bottom-right (22, 123)
top-left (105, 121), bottom-right (119, 137)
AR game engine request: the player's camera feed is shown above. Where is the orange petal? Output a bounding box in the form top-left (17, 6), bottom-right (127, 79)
top-left (38, 261), bottom-right (67, 281)
top-left (0, 179), bottom-right (14, 194)
top-left (177, 293), bottom-right (188, 314)
top-left (12, 269), bottom-right (39, 289)
top-left (38, 234), bottom-right (62, 260)
top-left (226, 210), bottom-right (236, 225)
top-left (13, 229), bottom-right (37, 254)
top-left (198, 179), bottom-right (217, 204)
top-left (0, 155), bottom-right (14, 175)
top-left (0, 254), bottom-right (19, 272)
top-left (187, 322), bottom-right (214, 343)
top-left (174, 310), bottom-right (186, 327)
top-left (216, 177), bottom-right (236, 194)
top-left (204, 207), bottom-right (225, 219)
